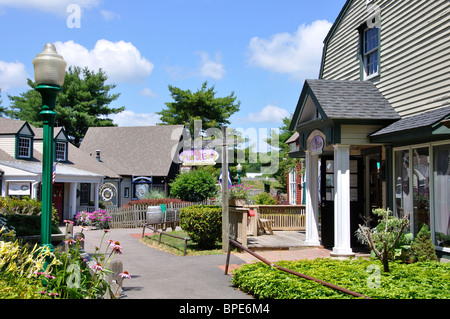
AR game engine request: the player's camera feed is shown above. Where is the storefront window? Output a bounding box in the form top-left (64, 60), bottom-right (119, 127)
top-left (412, 147), bottom-right (430, 235)
top-left (433, 144), bottom-right (450, 248)
top-left (395, 150), bottom-right (412, 219)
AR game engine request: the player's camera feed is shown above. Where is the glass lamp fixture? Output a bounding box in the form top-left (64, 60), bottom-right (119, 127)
top-left (32, 43), bottom-right (67, 87)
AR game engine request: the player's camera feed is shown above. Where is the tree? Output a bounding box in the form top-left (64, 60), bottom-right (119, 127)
top-left (7, 66), bottom-right (124, 146)
top-left (0, 89), bottom-right (6, 116)
top-left (410, 224), bottom-right (438, 262)
top-left (356, 208), bottom-right (410, 272)
top-left (265, 116), bottom-right (302, 193)
top-left (157, 81), bottom-right (240, 137)
top-left (169, 168), bottom-right (217, 202)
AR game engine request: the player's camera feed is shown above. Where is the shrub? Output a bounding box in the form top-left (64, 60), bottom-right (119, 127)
top-left (251, 192), bottom-right (278, 205)
top-left (170, 169), bottom-right (217, 202)
top-left (232, 258), bottom-right (450, 299)
top-left (410, 224), bottom-right (438, 263)
top-left (0, 196), bottom-right (59, 237)
top-left (179, 205), bottom-right (222, 249)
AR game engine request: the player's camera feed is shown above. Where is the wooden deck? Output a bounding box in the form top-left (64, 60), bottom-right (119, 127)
top-left (247, 231), bottom-right (322, 251)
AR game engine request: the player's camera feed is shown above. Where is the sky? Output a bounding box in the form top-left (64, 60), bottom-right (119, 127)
top-left (0, 0), bottom-right (346, 151)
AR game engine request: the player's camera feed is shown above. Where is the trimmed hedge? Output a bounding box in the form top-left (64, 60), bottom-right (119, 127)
top-left (232, 258), bottom-right (450, 299)
top-left (179, 205), bottom-right (222, 249)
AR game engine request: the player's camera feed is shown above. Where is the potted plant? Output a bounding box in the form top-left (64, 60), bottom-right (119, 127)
top-left (228, 183), bottom-right (252, 206)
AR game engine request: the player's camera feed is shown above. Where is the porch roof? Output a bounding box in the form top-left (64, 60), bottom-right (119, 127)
top-left (288, 80), bottom-right (399, 155)
top-left (370, 106), bottom-right (450, 144)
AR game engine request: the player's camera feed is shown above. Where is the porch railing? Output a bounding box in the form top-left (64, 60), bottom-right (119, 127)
top-left (247, 205), bottom-right (306, 235)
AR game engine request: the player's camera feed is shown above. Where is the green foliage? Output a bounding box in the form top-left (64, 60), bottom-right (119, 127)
top-left (228, 183), bottom-right (253, 199)
top-left (265, 116), bottom-right (302, 193)
top-left (232, 258), bottom-right (450, 299)
top-left (0, 196), bottom-right (59, 236)
top-left (251, 192), bottom-right (278, 205)
top-left (7, 66), bottom-right (124, 146)
top-left (356, 208), bottom-right (410, 272)
top-left (157, 81), bottom-right (240, 137)
top-left (179, 205), bottom-right (222, 249)
top-left (144, 190), bottom-right (167, 199)
top-left (170, 169), bottom-right (217, 202)
top-left (410, 224), bottom-right (438, 263)
top-left (0, 230), bottom-right (60, 299)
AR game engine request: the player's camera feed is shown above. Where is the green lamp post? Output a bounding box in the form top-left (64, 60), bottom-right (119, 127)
top-left (32, 43), bottom-right (67, 250)
top-left (236, 163), bottom-right (242, 184)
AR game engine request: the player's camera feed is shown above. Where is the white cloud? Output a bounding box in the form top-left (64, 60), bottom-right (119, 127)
top-left (139, 88), bottom-right (158, 98)
top-left (248, 20), bottom-right (332, 79)
top-left (167, 51), bottom-right (226, 80)
top-left (197, 52), bottom-right (226, 80)
top-left (109, 110), bottom-right (161, 127)
top-left (0, 0), bottom-right (100, 14)
top-left (100, 9), bottom-right (120, 21)
top-left (54, 40), bottom-right (154, 83)
top-left (239, 105), bottom-right (290, 124)
top-left (0, 60), bottom-right (29, 91)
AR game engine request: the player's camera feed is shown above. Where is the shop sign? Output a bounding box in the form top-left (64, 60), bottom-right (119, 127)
top-left (311, 135), bottom-right (324, 155)
top-left (179, 149), bottom-right (219, 166)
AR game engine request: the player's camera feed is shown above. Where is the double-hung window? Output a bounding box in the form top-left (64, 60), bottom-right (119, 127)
top-left (55, 142), bottom-right (67, 162)
top-left (18, 137), bottom-right (31, 159)
top-left (363, 27), bottom-right (379, 78)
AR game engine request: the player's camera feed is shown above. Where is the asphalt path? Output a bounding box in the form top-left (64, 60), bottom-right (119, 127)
top-left (68, 226), bottom-right (252, 300)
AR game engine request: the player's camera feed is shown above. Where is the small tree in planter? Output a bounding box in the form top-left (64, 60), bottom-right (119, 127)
top-left (356, 208), bottom-right (410, 272)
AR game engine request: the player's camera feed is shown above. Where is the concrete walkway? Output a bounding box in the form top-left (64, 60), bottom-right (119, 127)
top-left (64, 226), bottom-right (335, 299)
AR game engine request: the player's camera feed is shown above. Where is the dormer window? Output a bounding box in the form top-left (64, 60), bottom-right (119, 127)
top-left (55, 141), bottom-right (67, 162)
top-left (17, 136), bottom-right (32, 159)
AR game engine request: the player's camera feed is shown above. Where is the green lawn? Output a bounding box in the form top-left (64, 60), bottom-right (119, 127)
top-left (141, 230), bottom-right (224, 256)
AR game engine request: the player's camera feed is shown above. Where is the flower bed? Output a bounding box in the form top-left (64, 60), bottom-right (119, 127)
top-left (75, 210), bottom-right (112, 229)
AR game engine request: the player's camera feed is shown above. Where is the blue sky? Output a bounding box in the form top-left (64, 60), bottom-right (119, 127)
top-left (0, 0), bottom-right (346, 150)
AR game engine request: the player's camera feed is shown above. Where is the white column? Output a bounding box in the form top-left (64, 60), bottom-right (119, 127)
top-left (69, 182), bottom-right (78, 220)
top-left (304, 150), bottom-right (320, 246)
top-left (94, 182), bottom-right (100, 210)
top-left (332, 145), bottom-right (354, 256)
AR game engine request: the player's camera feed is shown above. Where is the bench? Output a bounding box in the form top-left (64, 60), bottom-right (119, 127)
top-left (258, 218), bottom-right (274, 235)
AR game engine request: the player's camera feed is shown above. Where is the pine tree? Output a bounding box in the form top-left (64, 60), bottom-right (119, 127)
top-left (410, 224), bottom-right (438, 262)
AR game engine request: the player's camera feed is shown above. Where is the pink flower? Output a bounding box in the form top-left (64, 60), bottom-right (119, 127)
top-left (91, 263), bottom-right (103, 271)
top-left (110, 241), bottom-right (123, 254)
top-left (119, 271), bottom-right (131, 279)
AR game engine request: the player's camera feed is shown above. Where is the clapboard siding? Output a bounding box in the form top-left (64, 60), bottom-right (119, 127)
top-left (0, 136), bottom-right (16, 157)
top-left (321, 0), bottom-right (450, 117)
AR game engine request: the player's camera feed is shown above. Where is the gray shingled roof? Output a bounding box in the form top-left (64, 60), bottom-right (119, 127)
top-left (79, 125), bottom-right (185, 176)
top-left (0, 117), bottom-right (28, 134)
top-left (371, 106), bottom-right (450, 136)
top-left (306, 79), bottom-right (400, 120)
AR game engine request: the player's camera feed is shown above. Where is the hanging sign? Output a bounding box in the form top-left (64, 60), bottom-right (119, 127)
top-left (179, 149), bottom-right (219, 166)
top-left (311, 135), bottom-right (324, 155)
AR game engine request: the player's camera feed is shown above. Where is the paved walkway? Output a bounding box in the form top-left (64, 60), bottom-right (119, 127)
top-left (63, 226), bottom-right (334, 299)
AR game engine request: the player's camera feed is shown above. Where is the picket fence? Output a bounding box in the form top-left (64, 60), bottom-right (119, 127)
top-left (104, 200), bottom-right (214, 229)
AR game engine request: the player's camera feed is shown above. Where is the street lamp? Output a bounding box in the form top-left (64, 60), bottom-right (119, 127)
top-left (236, 163), bottom-right (242, 184)
top-left (33, 43), bottom-right (66, 250)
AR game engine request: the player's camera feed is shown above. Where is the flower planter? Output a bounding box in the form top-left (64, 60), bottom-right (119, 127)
top-left (229, 198), bottom-right (248, 206)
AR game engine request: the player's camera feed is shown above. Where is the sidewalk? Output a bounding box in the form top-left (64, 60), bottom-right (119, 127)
top-left (63, 226), bottom-right (333, 299)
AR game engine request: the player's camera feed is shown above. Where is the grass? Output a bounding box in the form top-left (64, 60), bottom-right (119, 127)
top-left (141, 229), bottom-right (225, 256)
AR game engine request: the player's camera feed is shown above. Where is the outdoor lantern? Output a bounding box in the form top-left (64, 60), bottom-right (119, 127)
top-left (32, 43), bottom-right (67, 87)
top-left (33, 43), bottom-right (66, 252)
